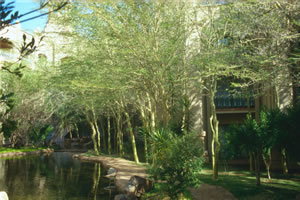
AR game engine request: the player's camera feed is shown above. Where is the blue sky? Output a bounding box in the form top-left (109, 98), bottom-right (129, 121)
top-left (13, 0), bottom-right (48, 33)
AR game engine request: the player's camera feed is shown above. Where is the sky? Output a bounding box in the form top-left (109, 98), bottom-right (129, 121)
top-left (13, 0), bottom-right (48, 33)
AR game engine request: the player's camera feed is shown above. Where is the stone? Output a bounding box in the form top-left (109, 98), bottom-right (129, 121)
top-left (105, 167), bottom-right (117, 179)
top-left (107, 167), bottom-right (117, 175)
top-left (125, 176), bottom-right (153, 198)
top-left (114, 194), bottom-right (128, 200)
top-left (0, 191), bottom-right (9, 200)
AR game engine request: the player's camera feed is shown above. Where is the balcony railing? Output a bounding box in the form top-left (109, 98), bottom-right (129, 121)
top-left (214, 90), bottom-right (255, 108)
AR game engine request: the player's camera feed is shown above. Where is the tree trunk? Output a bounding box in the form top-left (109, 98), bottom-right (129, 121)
top-left (94, 120), bottom-right (101, 152)
top-left (99, 119), bottom-right (107, 152)
top-left (116, 111), bottom-right (124, 157)
top-left (281, 148), bottom-right (288, 174)
top-left (262, 154), bottom-right (272, 180)
top-left (124, 111), bottom-right (139, 163)
top-left (209, 82), bottom-right (220, 180)
top-left (74, 123), bottom-right (79, 138)
top-left (138, 97), bottom-right (150, 163)
top-left (88, 120), bottom-right (99, 155)
top-left (249, 152), bottom-right (254, 172)
top-left (107, 115), bottom-right (111, 155)
top-left (146, 92), bottom-right (156, 131)
top-left (254, 153), bottom-right (261, 186)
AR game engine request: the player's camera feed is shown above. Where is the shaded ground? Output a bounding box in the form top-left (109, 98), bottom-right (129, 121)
top-left (189, 184), bottom-right (237, 200)
top-left (72, 154), bottom-right (300, 200)
top-left (197, 168), bottom-right (300, 200)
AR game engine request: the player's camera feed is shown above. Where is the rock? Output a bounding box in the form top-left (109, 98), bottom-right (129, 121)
top-left (125, 176), bottom-right (153, 198)
top-left (0, 191), bottom-right (9, 200)
top-left (104, 186), bottom-right (117, 191)
top-left (82, 141), bottom-right (93, 149)
top-left (105, 167), bottom-right (117, 179)
top-left (114, 194), bottom-right (128, 200)
top-left (107, 167), bottom-right (117, 175)
top-left (70, 142), bottom-right (81, 149)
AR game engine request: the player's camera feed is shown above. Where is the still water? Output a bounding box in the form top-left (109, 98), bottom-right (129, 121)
top-left (0, 152), bottom-right (115, 200)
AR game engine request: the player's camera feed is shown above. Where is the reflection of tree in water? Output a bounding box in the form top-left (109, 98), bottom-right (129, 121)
top-left (92, 163), bottom-right (101, 200)
top-left (0, 153), bottom-right (115, 199)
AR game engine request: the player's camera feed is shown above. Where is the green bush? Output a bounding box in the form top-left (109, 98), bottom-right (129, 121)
top-left (148, 130), bottom-right (204, 199)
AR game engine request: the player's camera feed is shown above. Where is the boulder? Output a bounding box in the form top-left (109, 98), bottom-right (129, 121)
top-left (0, 191), bottom-right (8, 200)
top-left (114, 194), bottom-right (128, 200)
top-left (105, 167), bottom-right (117, 179)
top-left (125, 176), bottom-right (153, 198)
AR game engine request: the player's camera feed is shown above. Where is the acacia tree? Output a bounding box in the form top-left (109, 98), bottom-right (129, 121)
top-left (224, 0), bottom-right (300, 174)
top-left (188, 0), bottom-right (300, 180)
top-left (50, 0), bottom-right (194, 161)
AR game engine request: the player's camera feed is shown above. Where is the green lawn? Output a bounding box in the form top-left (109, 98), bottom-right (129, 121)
top-left (0, 147), bottom-right (45, 154)
top-left (198, 165), bottom-right (300, 200)
top-left (144, 164), bottom-right (300, 200)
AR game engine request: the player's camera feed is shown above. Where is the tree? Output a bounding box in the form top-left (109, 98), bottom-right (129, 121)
top-left (0, 0), bottom-right (67, 146)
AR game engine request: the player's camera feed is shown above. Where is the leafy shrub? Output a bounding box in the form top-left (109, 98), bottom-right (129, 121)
top-left (148, 130), bottom-right (204, 199)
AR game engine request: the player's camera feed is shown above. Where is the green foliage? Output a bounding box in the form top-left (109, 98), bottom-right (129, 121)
top-left (29, 124), bottom-right (54, 146)
top-left (226, 114), bottom-right (261, 155)
top-left (148, 130), bottom-right (204, 199)
top-left (0, 147), bottom-right (45, 153)
top-left (281, 104), bottom-right (300, 162)
top-left (198, 168), bottom-right (300, 200)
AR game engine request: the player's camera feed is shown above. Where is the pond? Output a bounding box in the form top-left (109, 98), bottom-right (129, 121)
top-left (0, 152), bottom-right (116, 200)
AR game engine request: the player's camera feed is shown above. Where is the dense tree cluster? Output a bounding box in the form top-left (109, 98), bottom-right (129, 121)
top-left (0, 1), bottom-right (299, 196)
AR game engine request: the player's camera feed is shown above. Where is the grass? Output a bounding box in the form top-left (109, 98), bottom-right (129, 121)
top-left (197, 164), bottom-right (300, 200)
top-left (143, 163), bottom-right (300, 200)
top-left (142, 183), bottom-right (193, 200)
top-left (0, 147), bottom-right (45, 154)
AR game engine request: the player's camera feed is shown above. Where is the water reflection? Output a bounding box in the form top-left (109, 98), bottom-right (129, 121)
top-left (0, 152), bottom-right (115, 200)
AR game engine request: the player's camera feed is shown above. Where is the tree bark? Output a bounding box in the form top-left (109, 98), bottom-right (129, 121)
top-left (94, 120), bottom-right (101, 152)
top-left (249, 152), bottom-right (254, 172)
top-left (116, 110), bottom-right (124, 157)
top-left (281, 148), bottom-right (288, 174)
top-left (254, 153), bottom-right (261, 186)
top-left (209, 81), bottom-right (220, 180)
top-left (107, 114), bottom-right (111, 155)
top-left (88, 120), bottom-right (99, 155)
top-left (124, 111), bottom-right (140, 163)
top-left (262, 153), bottom-right (272, 180)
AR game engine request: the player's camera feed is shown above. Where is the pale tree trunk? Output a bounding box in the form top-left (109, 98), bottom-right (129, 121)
top-left (88, 120), bottom-right (99, 155)
top-left (281, 148), bottom-right (288, 174)
top-left (124, 110), bottom-right (140, 163)
top-left (138, 96), bottom-right (150, 163)
top-left (209, 81), bottom-right (220, 180)
top-left (107, 114), bottom-right (111, 155)
top-left (113, 117), bottom-right (117, 152)
top-left (74, 123), bottom-right (79, 138)
top-left (262, 153), bottom-right (272, 180)
top-left (115, 110), bottom-right (124, 157)
top-left (146, 92), bottom-right (156, 131)
top-left (92, 107), bottom-right (101, 152)
top-left (94, 120), bottom-right (101, 152)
